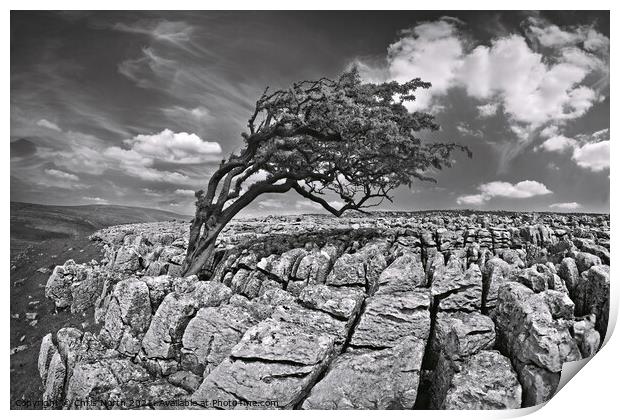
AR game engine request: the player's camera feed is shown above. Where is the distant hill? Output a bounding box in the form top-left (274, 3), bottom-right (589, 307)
top-left (10, 201), bottom-right (189, 252)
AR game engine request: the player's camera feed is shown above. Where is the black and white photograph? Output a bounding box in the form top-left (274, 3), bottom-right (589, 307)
top-left (8, 7), bottom-right (612, 412)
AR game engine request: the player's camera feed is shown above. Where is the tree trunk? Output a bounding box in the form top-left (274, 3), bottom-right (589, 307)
top-left (182, 179), bottom-right (296, 277)
top-left (182, 211), bottom-right (228, 277)
top-left (183, 239), bottom-right (216, 277)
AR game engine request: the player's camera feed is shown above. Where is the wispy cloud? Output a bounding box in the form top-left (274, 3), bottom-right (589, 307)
top-left (36, 119), bottom-right (61, 131)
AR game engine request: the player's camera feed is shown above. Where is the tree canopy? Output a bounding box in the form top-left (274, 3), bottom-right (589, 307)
top-left (183, 68), bottom-right (471, 276)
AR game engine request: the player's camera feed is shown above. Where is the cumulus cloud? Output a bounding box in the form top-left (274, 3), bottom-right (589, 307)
top-left (479, 180), bottom-right (552, 198)
top-left (457, 180), bottom-right (552, 205)
top-left (36, 119), bottom-right (61, 131)
top-left (383, 18), bottom-right (465, 111)
top-left (527, 23), bottom-right (583, 48)
top-left (123, 129), bottom-right (221, 164)
top-left (456, 193), bottom-right (487, 206)
top-left (459, 35), bottom-right (600, 125)
top-left (35, 125), bottom-right (208, 186)
top-left (572, 140), bottom-right (609, 172)
top-left (537, 127), bottom-right (609, 172)
top-left (358, 18), bottom-right (607, 122)
top-left (549, 202), bottom-right (582, 210)
top-left (477, 103), bottom-right (498, 117)
top-left (539, 135), bottom-right (578, 152)
top-left (355, 16), bottom-right (608, 168)
top-left (540, 125), bottom-right (559, 138)
top-left (525, 16), bottom-right (610, 54)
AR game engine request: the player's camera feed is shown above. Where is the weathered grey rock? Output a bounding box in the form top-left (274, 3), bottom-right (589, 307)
top-left (518, 363), bottom-right (560, 407)
top-left (240, 271), bottom-right (267, 298)
top-left (325, 242), bottom-right (387, 292)
top-left (541, 289), bottom-right (574, 320)
top-left (43, 352), bottom-right (66, 402)
top-left (167, 370), bottom-right (202, 393)
top-left (270, 248), bottom-right (307, 281)
top-left (141, 292), bottom-right (198, 359)
top-left (558, 257), bottom-right (580, 296)
top-left (574, 238), bottom-right (609, 265)
top-left (298, 284), bottom-right (365, 320)
top-left (254, 288), bottom-right (297, 312)
top-left (494, 282), bottom-right (582, 406)
top-left (429, 311), bottom-right (495, 367)
top-left (350, 289), bottom-right (431, 348)
top-left (575, 265), bottom-right (610, 340)
top-left (295, 251), bottom-right (331, 285)
top-left (437, 351), bottom-right (521, 410)
top-left (499, 249), bottom-right (525, 268)
top-left (113, 242), bottom-right (144, 272)
top-left (190, 280), bottom-right (233, 307)
top-left (65, 361), bottom-right (117, 405)
top-left (143, 275), bottom-right (174, 310)
top-left (142, 277), bottom-right (233, 361)
top-left (378, 252), bottom-right (425, 288)
top-left (231, 319), bottom-right (337, 365)
top-left (38, 213), bottom-right (610, 410)
top-left (181, 301), bottom-right (260, 375)
top-left (574, 251), bottom-right (602, 273)
top-left (166, 263), bottom-right (184, 278)
top-left (573, 314), bottom-right (601, 357)
top-left (483, 257), bottom-right (514, 313)
top-left (193, 357), bottom-right (325, 409)
top-left (326, 252), bottom-right (366, 287)
top-left (426, 250), bottom-right (444, 284)
top-left (38, 333), bottom-right (57, 384)
top-left (100, 278), bottom-right (152, 355)
top-left (192, 303), bottom-right (348, 409)
top-left (45, 260), bottom-right (114, 314)
top-left (495, 282), bottom-right (581, 373)
top-left (70, 267), bottom-right (113, 314)
top-left (230, 268), bottom-right (252, 295)
top-left (145, 260), bottom-right (165, 276)
top-left (361, 242), bottom-right (388, 292)
top-left (285, 279), bottom-right (307, 297)
top-left (45, 260), bottom-right (79, 309)
top-left (158, 245), bottom-right (184, 263)
top-left (56, 327), bottom-right (84, 381)
top-left (302, 337), bottom-right (426, 409)
top-left (65, 357), bottom-right (188, 408)
top-left (94, 276), bottom-right (117, 324)
top-left (432, 257), bottom-right (482, 312)
top-left (514, 264), bottom-right (554, 292)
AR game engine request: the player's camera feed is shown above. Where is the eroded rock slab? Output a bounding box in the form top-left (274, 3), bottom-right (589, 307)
top-left (302, 337), bottom-right (426, 409)
top-left (350, 288), bottom-right (431, 348)
top-left (435, 351), bottom-right (522, 410)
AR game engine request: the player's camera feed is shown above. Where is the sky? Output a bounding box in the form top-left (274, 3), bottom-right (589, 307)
top-left (10, 11), bottom-right (610, 216)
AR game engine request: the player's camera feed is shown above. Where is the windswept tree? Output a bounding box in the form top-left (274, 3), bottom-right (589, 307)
top-left (182, 69), bottom-right (471, 276)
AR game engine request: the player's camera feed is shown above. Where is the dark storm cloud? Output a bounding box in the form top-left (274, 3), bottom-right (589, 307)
top-left (10, 11), bottom-right (609, 214)
top-left (10, 139), bottom-right (37, 158)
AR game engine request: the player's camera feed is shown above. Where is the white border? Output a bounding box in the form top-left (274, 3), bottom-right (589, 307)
top-left (3, 2), bottom-right (616, 419)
